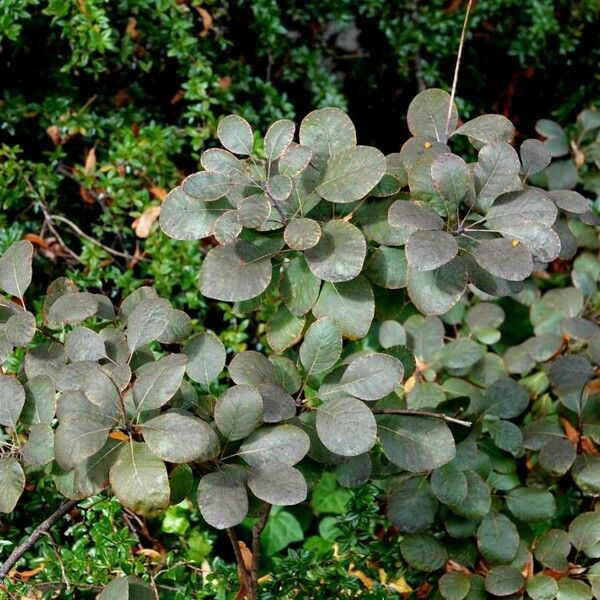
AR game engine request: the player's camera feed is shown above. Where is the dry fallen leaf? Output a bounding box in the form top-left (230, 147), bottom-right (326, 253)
top-left (84, 147), bottom-right (97, 174)
top-left (196, 6), bottom-right (213, 37)
top-left (46, 125), bottom-right (61, 146)
top-left (149, 186), bottom-right (167, 201)
top-left (561, 417), bottom-right (580, 445)
top-left (126, 17), bottom-right (139, 40)
top-left (23, 233), bottom-right (49, 249)
top-left (348, 568), bottom-right (374, 590)
top-left (132, 205), bottom-right (161, 238)
top-left (581, 436), bottom-right (600, 457)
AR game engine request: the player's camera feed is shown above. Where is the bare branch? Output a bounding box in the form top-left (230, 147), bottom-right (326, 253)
top-left (227, 528), bottom-right (252, 597)
top-left (0, 499), bottom-right (79, 582)
top-left (371, 408), bottom-right (471, 427)
top-left (250, 503), bottom-right (271, 596)
top-left (445, 0), bottom-right (474, 137)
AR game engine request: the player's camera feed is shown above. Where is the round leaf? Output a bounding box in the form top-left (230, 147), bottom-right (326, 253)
top-left (184, 331), bottom-right (226, 387)
top-left (284, 218), bottom-right (321, 250)
top-left (340, 352), bottom-right (403, 400)
top-left (405, 230), bottom-right (458, 272)
top-left (198, 471), bottom-right (248, 529)
top-left (214, 384), bottom-right (263, 441)
top-left (217, 114), bottom-right (254, 155)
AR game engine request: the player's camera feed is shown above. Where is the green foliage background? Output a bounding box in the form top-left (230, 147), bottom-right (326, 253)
top-left (1, 1), bottom-right (600, 599)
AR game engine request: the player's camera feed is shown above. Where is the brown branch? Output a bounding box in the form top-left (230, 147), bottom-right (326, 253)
top-left (0, 499), bottom-right (80, 582)
top-left (227, 528), bottom-right (252, 597)
top-left (371, 408), bottom-right (471, 427)
top-left (250, 503), bottom-right (271, 597)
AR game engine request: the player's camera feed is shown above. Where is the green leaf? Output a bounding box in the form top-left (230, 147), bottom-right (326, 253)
top-left (506, 487), bottom-right (556, 523)
top-left (520, 139), bottom-right (551, 177)
top-left (201, 147), bottom-right (243, 174)
top-left (539, 437), bottom-right (576, 476)
top-left (73, 439), bottom-right (121, 498)
top-left (405, 315), bottom-right (444, 361)
top-left (159, 187), bottom-right (225, 240)
top-left (182, 170), bottom-right (232, 202)
top-left (431, 462), bottom-right (468, 505)
top-left (549, 355), bottom-right (594, 412)
top-left (473, 238), bottom-right (533, 281)
top-left (5, 310), bottom-right (35, 347)
top-left (133, 354), bottom-right (187, 413)
top-left (21, 375), bottom-right (56, 425)
top-left (258, 383), bottom-right (297, 422)
top-left (316, 396), bottom-right (377, 456)
top-left (388, 199), bottom-right (444, 232)
top-left (378, 320), bottom-right (407, 348)
top-left (388, 477), bottom-right (438, 532)
top-left (407, 89), bottom-right (458, 142)
top-left (266, 306), bottom-right (305, 353)
top-left (0, 374), bottom-right (25, 428)
top-left (299, 107), bottom-right (356, 170)
top-left (64, 326), bottom-right (107, 362)
top-left (378, 415), bottom-right (455, 472)
top-left (213, 210), bottom-right (242, 243)
top-left (569, 512), bottom-right (600, 558)
top-left (335, 453), bottom-right (372, 488)
top-left (490, 420), bottom-right (523, 453)
top-left (22, 423), bottom-right (54, 467)
top-left (279, 143), bottom-right (312, 177)
top-left (229, 350), bottom-right (277, 386)
top-left (400, 532), bottom-right (448, 571)
top-left (317, 145), bottom-right (386, 203)
top-left (477, 512), bottom-right (519, 564)
top-left (247, 466), bottom-right (307, 505)
top-left (448, 470), bottom-right (491, 520)
top-left (548, 190), bottom-right (589, 214)
top-left (485, 188), bottom-right (558, 227)
top-left (405, 230), bottom-right (458, 272)
top-left (142, 412), bottom-right (219, 463)
top-left (217, 114), bottom-right (254, 155)
top-left (454, 114), bottom-right (515, 145)
top-left (430, 153), bottom-right (470, 211)
top-left (0, 457), bottom-right (25, 513)
top-left (239, 425), bottom-right (309, 468)
top-left (284, 218), bottom-right (321, 250)
top-left (198, 471), bottom-right (248, 529)
top-left (261, 509), bottom-right (304, 556)
top-left (264, 119), bottom-right (295, 162)
top-left (126, 297), bottom-right (172, 352)
top-left (439, 572), bottom-right (471, 600)
top-left (184, 331), bottom-right (226, 387)
top-left (535, 119), bottom-right (569, 157)
top-left (485, 377), bottom-right (529, 418)
top-left (557, 579), bottom-right (592, 600)
top-left (47, 292), bottom-right (99, 325)
top-left (340, 352), bottom-right (403, 400)
top-left (474, 142), bottom-right (521, 211)
top-left (357, 198), bottom-right (411, 246)
top-left (441, 338), bottom-right (485, 369)
top-left (305, 220), bottom-right (366, 283)
top-left (407, 256), bottom-right (467, 315)
top-left (527, 575), bottom-right (559, 600)
top-left (485, 566), bottom-right (524, 596)
top-left (365, 246), bottom-right (407, 289)
top-left (534, 529), bottom-right (571, 571)
top-left (312, 472), bottom-right (352, 514)
top-left (200, 240), bottom-right (273, 302)
top-left (0, 240), bottom-right (33, 300)
top-left (312, 276), bottom-right (374, 340)
top-left (299, 318), bottom-right (342, 376)
top-left (214, 384), bottom-right (263, 440)
top-left (98, 576), bottom-right (155, 600)
top-left (110, 442), bottom-right (170, 517)
top-left (280, 256), bottom-right (321, 317)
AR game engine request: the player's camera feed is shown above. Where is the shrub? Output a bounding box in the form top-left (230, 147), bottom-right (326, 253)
top-left (2, 90), bottom-right (600, 599)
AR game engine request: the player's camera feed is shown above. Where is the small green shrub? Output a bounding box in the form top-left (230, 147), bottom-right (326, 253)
top-left (2, 91), bottom-right (600, 599)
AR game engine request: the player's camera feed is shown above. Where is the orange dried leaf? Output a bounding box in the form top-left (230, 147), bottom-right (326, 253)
top-left (23, 234), bottom-right (49, 249)
top-left (150, 186), bottom-right (167, 201)
top-left (561, 418), bottom-right (580, 444)
top-left (348, 569), bottom-right (374, 590)
top-left (135, 548), bottom-right (163, 560)
top-left (84, 147), bottom-right (96, 174)
top-left (446, 559), bottom-right (471, 574)
top-left (109, 431), bottom-right (130, 442)
top-left (46, 125), bottom-right (61, 146)
top-left (581, 436), bottom-right (600, 457)
top-left (126, 17), bottom-right (139, 40)
top-left (195, 6), bottom-right (213, 37)
top-left (132, 205), bottom-right (161, 238)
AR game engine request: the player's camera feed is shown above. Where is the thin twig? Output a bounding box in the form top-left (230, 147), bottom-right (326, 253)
top-left (0, 499), bottom-right (80, 582)
top-left (250, 503), bottom-right (271, 597)
top-left (226, 528), bottom-right (252, 597)
top-left (41, 532), bottom-right (71, 593)
top-left (38, 201), bottom-right (83, 265)
top-left (48, 214), bottom-right (134, 260)
top-left (445, 0), bottom-right (474, 138)
top-left (371, 408), bottom-right (471, 427)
